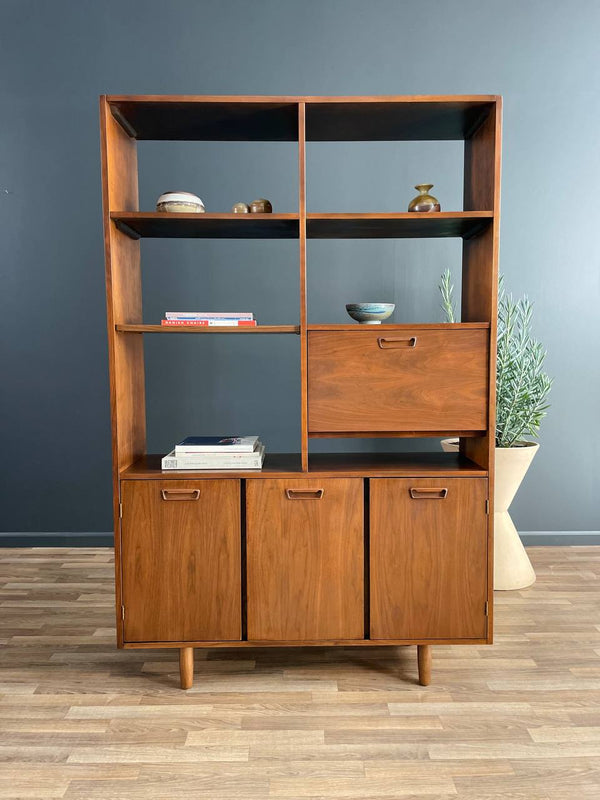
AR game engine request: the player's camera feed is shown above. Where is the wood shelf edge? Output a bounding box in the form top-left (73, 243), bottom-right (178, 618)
top-left (116, 324), bottom-right (300, 334)
top-left (308, 431), bottom-right (487, 439)
top-left (306, 211), bottom-right (494, 219)
top-left (106, 94), bottom-right (500, 104)
top-left (121, 637), bottom-right (490, 649)
top-left (307, 323), bottom-right (490, 331)
top-left (110, 212), bottom-right (300, 220)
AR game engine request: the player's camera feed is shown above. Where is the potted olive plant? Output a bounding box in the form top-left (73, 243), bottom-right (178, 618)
top-left (439, 270), bottom-right (552, 590)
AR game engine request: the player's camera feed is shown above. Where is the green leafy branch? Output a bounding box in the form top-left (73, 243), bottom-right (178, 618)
top-left (439, 272), bottom-right (552, 447)
top-left (438, 268), bottom-right (456, 323)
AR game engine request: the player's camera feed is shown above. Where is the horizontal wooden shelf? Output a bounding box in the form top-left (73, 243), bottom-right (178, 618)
top-left (307, 212), bottom-right (493, 239)
top-left (121, 452), bottom-right (487, 479)
top-left (107, 95), bottom-right (498, 141)
top-left (116, 324), bottom-right (300, 334)
top-left (111, 212), bottom-right (299, 239)
top-left (307, 323), bottom-right (490, 331)
top-left (309, 431), bottom-right (486, 439)
top-left (111, 212), bottom-right (493, 240)
top-left (117, 323), bottom-right (488, 335)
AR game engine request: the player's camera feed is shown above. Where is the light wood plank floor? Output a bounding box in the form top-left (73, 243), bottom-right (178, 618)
top-left (0, 546), bottom-right (599, 799)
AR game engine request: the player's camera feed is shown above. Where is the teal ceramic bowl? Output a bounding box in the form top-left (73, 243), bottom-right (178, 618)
top-left (345, 302), bottom-right (395, 324)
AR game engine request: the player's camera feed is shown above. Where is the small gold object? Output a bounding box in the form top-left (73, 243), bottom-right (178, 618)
top-left (249, 198), bottom-right (273, 213)
top-left (408, 184), bottom-right (441, 213)
top-left (231, 202), bottom-right (250, 214)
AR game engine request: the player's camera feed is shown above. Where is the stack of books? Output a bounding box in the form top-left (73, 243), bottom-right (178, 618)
top-left (162, 436), bottom-right (265, 470)
top-left (161, 312), bottom-right (257, 327)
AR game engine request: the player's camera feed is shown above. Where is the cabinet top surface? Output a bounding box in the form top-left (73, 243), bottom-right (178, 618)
top-left (105, 94), bottom-right (501, 103)
top-left (121, 452), bottom-right (488, 479)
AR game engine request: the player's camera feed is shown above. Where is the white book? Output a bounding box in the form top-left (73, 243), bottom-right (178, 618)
top-left (165, 311), bottom-right (254, 320)
top-left (162, 444), bottom-right (265, 470)
top-left (174, 435), bottom-right (259, 454)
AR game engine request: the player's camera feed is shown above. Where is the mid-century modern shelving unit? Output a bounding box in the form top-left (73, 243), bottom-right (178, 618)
top-left (100, 95), bottom-right (501, 689)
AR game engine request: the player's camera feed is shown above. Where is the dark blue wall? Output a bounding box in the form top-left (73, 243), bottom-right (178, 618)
top-left (1, 0), bottom-right (598, 533)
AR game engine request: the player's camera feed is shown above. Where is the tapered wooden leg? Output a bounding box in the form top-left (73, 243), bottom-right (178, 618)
top-left (179, 647), bottom-right (194, 689)
top-left (417, 645), bottom-right (431, 686)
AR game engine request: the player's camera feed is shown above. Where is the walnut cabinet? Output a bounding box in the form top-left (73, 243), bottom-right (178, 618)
top-left (100, 95), bottom-right (501, 689)
top-left (120, 476), bottom-right (489, 642)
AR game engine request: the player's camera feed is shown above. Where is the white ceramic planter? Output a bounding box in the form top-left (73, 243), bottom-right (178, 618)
top-left (440, 439), bottom-right (538, 590)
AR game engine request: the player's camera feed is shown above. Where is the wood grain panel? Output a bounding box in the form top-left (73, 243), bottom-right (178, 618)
top-left (461, 101), bottom-right (501, 468)
top-left (308, 329), bottom-right (488, 433)
top-left (246, 479), bottom-right (363, 640)
top-left (121, 480), bottom-right (241, 643)
top-left (100, 95), bottom-right (145, 647)
top-left (461, 97), bottom-right (502, 644)
top-left (298, 102), bottom-right (309, 471)
top-left (370, 478), bottom-right (488, 639)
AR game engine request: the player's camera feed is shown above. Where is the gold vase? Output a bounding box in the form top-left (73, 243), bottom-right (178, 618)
top-left (408, 184), bottom-right (441, 212)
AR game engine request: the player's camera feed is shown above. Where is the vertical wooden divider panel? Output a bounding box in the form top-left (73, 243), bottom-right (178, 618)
top-left (298, 103), bottom-right (309, 471)
top-left (100, 97), bottom-right (146, 646)
top-left (461, 99), bottom-right (502, 642)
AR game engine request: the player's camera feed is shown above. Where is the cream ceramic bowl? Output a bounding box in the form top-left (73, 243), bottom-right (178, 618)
top-left (156, 191), bottom-right (205, 213)
top-left (345, 302), bottom-right (395, 324)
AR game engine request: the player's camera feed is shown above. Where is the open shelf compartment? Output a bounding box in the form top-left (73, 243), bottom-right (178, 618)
top-left (112, 212), bottom-right (299, 239)
top-left (307, 212), bottom-right (492, 239)
top-left (121, 451), bottom-right (487, 479)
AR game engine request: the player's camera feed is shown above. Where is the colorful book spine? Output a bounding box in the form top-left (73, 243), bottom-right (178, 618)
top-left (162, 445), bottom-right (265, 470)
top-left (161, 319), bottom-right (257, 327)
top-left (165, 312), bottom-right (254, 320)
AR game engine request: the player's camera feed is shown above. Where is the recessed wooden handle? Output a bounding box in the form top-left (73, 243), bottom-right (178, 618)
top-left (285, 489), bottom-right (324, 500)
top-left (378, 336), bottom-right (417, 349)
top-left (409, 487), bottom-right (448, 499)
top-left (160, 489), bottom-right (201, 501)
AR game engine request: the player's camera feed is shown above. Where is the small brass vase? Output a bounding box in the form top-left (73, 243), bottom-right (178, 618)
top-left (249, 198), bottom-right (273, 213)
top-left (408, 184), bottom-right (441, 213)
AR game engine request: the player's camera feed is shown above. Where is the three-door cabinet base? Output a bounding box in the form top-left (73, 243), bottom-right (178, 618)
top-left (176, 644), bottom-right (434, 689)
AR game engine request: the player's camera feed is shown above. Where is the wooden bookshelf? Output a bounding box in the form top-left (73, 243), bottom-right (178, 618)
top-left (101, 94), bottom-right (501, 690)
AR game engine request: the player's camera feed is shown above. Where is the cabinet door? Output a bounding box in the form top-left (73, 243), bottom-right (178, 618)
top-left (121, 480), bottom-right (241, 643)
top-left (247, 479), bottom-right (364, 641)
top-left (370, 478), bottom-right (488, 640)
top-left (308, 329), bottom-right (488, 433)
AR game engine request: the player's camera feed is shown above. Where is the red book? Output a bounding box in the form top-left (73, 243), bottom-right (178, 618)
top-left (160, 319), bottom-right (257, 327)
